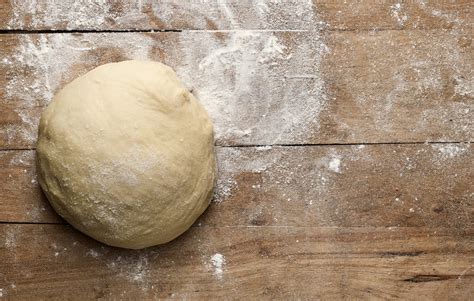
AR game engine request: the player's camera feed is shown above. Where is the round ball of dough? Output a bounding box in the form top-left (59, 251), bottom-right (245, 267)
top-left (37, 60), bottom-right (216, 249)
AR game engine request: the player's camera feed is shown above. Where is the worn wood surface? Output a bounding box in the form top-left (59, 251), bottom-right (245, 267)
top-left (1, 29), bottom-right (472, 148)
top-left (1, 225), bottom-right (473, 300)
top-left (1, 0), bottom-right (472, 31)
top-left (1, 144), bottom-right (473, 228)
top-left (0, 0), bottom-right (473, 300)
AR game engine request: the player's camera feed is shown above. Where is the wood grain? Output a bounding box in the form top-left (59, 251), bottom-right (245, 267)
top-left (0, 150), bottom-right (60, 223)
top-left (1, 0), bottom-right (472, 31)
top-left (1, 224), bottom-right (472, 300)
top-left (1, 144), bottom-right (472, 228)
top-left (1, 1), bottom-right (473, 299)
top-left (1, 29), bottom-right (472, 149)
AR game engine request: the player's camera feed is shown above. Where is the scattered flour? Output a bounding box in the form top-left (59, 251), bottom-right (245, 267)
top-left (209, 253), bottom-right (226, 280)
top-left (4, 33), bottom-right (154, 108)
top-left (256, 146), bottom-right (273, 151)
top-left (259, 35), bottom-right (287, 64)
top-left (8, 151), bottom-right (34, 167)
top-left (4, 31), bottom-right (328, 148)
top-left (432, 143), bottom-right (470, 158)
top-left (175, 5), bottom-right (328, 145)
top-left (355, 22), bottom-right (472, 136)
top-left (0, 288), bottom-right (4, 297)
top-left (255, 0), bottom-right (270, 15)
top-left (213, 146), bottom-right (284, 202)
top-left (4, 227), bottom-right (17, 250)
top-left (7, 1), bottom-right (316, 31)
top-left (86, 249), bottom-right (100, 258)
top-left (106, 254), bottom-right (151, 291)
top-left (454, 75), bottom-right (474, 98)
top-left (390, 2), bottom-right (408, 26)
top-left (8, 0), bottom-right (111, 30)
top-left (416, 0), bottom-right (464, 27)
top-left (3, 33), bottom-right (155, 147)
top-left (213, 177), bottom-right (237, 204)
top-left (328, 155), bottom-right (342, 173)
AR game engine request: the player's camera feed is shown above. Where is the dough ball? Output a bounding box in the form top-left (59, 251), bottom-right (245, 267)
top-left (37, 60), bottom-right (216, 249)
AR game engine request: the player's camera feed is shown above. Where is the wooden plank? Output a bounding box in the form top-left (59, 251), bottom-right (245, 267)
top-left (0, 224), bottom-right (472, 300)
top-left (1, 144), bottom-right (472, 228)
top-left (318, 0), bottom-right (473, 31)
top-left (321, 28), bottom-right (474, 144)
top-left (1, 0), bottom-right (472, 31)
top-left (1, 29), bottom-right (472, 149)
top-left (0, 150), bottom-right (61, 223)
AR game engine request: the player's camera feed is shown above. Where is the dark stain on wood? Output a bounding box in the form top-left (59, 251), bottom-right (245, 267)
top-left (403, 274), bottom-right (460, 283)
top-left (379, 251), bottom-right (425, 257)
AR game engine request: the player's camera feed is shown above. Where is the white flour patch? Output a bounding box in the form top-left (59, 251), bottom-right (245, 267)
top-left (390, 2), bottom-right (408, 26)
top-left (210, 253), bottom-right (226, 280)
top-left (106, 254), bottom-right (151, 291)
top-left (432, 144), bottom-right (470, 158)
top-left (4, 227), bottom-right (17, 250)
top-left (416, 0), bottom-right (463, 27)
top-left (213, 148), bottom-right (242, 203)
top-left (328, 155), bottom-right (342, 173)
top-left (219, 2), bottom-right (239, 28)
top-left (86, 249), bottom-right (100, 258)
top-left (213, 177), bottom-right (237, 203)
top-left (8, 0), bottom-right (111, 30)
top-left (259, 35), bottom-right (286, 64)
top-left (5, 33), bottom-right (154, 107)
top-left (176, 4), bottom-right (328, 144)
top-left (378, 72), bottom-right (408, 131)
top-left (213, 146), bottom-right (283, 203)
top-left (256, 0), bottom-right (270, 15)
top-left (9, 151), bottom-right (34, 167)
top-left (0, 288), bottom-right (4, 297)
top-left (7, 1), bottom-right (316, 31)
top-left (454, 74), bottom-right (474, 98)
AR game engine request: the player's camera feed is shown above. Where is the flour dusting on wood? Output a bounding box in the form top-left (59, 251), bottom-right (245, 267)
top-left (6, 0), bottom-right (316, 30)
top-left (106, 253), bottom-right (152, 291)
top-left (176, 26), bottom-right (329, 145)
top-left (209, 253), bottom-right (226, 280)
top-left (3, 30), bottom-right (328, 148)
top-left (328, 155), bottom-right (342, 173)
top-left (4, 226), bottom-right (17, 250)
top-left (432, 143), bottom-right (470, 159)
top-left (2, 33), bottom-right (155, 147)
top-left (3, 33), bottom-right (155, 107)
top-left (390, 2), bottom-right (408, 26)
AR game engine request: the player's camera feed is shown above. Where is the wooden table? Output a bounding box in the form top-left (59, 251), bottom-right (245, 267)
top-left (0, 1), bottom-right (473, 300)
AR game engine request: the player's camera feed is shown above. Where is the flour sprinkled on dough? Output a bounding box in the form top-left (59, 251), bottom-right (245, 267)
top-left (36, 61), bottom-right (216, 249)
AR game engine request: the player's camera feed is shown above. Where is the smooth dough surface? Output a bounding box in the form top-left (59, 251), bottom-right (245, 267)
top-left (37, 60), bottom-right (216, 249)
